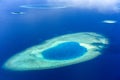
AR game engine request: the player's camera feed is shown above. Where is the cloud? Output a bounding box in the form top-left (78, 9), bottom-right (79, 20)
top-left (47, 0), bottom-right (120, 12)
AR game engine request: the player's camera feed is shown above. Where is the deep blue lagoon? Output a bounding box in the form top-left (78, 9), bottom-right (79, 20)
top-left (42, 42), bottom-right (87, 60)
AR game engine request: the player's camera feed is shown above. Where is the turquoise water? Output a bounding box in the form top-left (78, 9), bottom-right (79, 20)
top-left (42, 42), bottom-right (87, 60)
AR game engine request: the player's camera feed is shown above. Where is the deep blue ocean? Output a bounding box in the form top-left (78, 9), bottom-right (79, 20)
top-left (0, 0), bottom-right (120, 80)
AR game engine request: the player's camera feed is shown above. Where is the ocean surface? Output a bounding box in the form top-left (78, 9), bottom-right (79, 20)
top-left (0, 0), bottom-right (120, 80)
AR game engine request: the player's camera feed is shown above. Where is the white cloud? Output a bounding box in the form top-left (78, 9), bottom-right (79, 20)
top-left (47, 0), bottom-right (120, 12)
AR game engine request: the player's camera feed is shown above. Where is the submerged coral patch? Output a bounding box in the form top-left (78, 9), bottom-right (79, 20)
top-left (3, 32), bottom-right (108, 71)
top-left (20, 3), bottom-right (68, 9)
top-left (11, 12), bottom-right (24, 15)
top-left (102, 20), bottom-right (117, 24)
